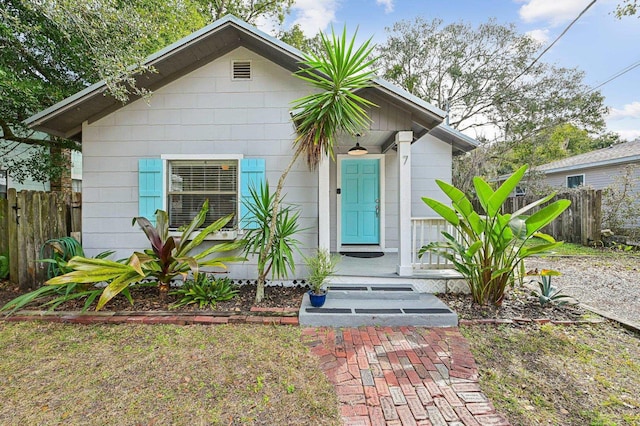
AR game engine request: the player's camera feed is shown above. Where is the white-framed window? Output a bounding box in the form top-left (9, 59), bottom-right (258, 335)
top-left (163, 155), bottom-right (242, 230)
top-left (567, 174), bottom-right (584, 189)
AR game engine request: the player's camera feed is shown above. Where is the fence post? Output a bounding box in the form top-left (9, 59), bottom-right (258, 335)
top-left (7, 188), bottom-right (19, 287)
top-left (0, 197), bottom-right (8, 258)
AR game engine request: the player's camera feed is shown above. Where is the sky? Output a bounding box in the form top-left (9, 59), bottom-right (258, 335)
top-left (278, 0), bottom-right (640, 141)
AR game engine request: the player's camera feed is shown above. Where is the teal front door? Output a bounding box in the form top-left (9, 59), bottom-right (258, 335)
top-left (341, 158), bottom-right (380, 244)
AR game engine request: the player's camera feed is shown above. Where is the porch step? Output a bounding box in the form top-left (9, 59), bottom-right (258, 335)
top-left (327, 273), bottom-right (467, 294)
top-left (298, 284), bottom-right (458, 327)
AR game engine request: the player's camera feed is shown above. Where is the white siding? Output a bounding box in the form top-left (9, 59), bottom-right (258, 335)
top-left (82, 47), bottom-right (317, 278)
top-left (544, 163), bottom-right (640, 191)
top-left (411, 134), bottom-right (453, 217)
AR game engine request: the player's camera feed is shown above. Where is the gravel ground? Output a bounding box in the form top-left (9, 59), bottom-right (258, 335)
top-left (526, 255), bottom-right (640, 326)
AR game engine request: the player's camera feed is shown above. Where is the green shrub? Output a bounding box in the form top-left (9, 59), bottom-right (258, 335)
top-left (45, 200), bottom-right (245, 310)
top-left (1, 245), bottom-right (115, 315)
top-left (420, 165), bottom-right (570, 306)
top-left (0, 254), bottom-right (8, 279)
top-left (170, 275), bottom-right (239, 309)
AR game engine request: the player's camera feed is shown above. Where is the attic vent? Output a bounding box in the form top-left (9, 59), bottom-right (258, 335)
top-left (232, 60), bottom-right (251, 80)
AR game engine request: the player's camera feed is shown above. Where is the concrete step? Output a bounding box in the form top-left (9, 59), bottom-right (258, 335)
top-left (327, 273), bottom-right (467, 294)
top-left (299, 284), bottom-right (458, 327)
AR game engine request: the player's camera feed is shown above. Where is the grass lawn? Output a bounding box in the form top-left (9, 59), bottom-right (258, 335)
top-left (0, 322), bottom-right (341, 426)
top-left (526, 239), bottom-right (637, 257)
top-left (462, 322), bottom-right (640, 426)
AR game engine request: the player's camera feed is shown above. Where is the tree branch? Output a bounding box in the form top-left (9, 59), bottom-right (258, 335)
top-left (0, 119), bottom-right (80, 150)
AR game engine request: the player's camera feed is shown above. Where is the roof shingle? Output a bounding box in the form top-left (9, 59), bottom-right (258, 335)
top-left (535, 140), bottom-right (640, 173)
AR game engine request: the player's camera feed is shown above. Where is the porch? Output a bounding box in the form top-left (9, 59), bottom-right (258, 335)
top-left (319, 126), bottom-right (477, 278)
top-left (327, 216), bottom-right (466, 294)
top-left (302, 217), bottom-right (468, 327)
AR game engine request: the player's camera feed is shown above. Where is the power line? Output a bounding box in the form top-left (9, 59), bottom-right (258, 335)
top-left (502, 0), bottom-right (597, 92)
top-left (588, 59), bottom-right (640, 92)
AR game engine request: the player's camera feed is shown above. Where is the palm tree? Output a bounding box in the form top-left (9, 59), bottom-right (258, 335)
top-left (254, 27), bottom-right (377, 303)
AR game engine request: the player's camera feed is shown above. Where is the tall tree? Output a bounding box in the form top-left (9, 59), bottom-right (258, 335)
top-left (193, 0), bottom-right (294, 25)
top-left (1, 0), bottom-right (294, 185)
top-left (0, 0), bottom-right (205, 184)
top-left (376, 17), bottom-right (609, 192)
top-left (377, 18), bottom-right (606, 139)
top-left (615, 0), bottom-right (638, 17)
top-left (278, 24), bottom-right (323, 54)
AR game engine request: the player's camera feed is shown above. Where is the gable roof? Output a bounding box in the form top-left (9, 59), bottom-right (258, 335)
top-left (427, 123), bottom-right (479, 154)
top-left (535, 140), bottom-right (640, 174)
top-left (25, 15), bottom-right (476, 152)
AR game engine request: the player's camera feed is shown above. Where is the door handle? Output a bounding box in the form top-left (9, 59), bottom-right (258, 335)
top-left (375, 199), bottom-right (380, 217)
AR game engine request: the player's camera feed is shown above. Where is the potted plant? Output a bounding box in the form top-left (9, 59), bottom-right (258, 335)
top-left (305, 248), bottom-right (339, 307)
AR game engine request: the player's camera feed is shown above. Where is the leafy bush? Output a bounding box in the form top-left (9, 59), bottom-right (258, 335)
top-left (170, 275), bottom-right (238, 309)
top-left (0, 254), bottom-right (8, 279)
top-left (420, 165), bottom-right (571, 306)
top-left (39, 237), bottom-right (115, 280)
top-left (46, 200), bottom-right (245, 310)
top-left (602, 164), bottom-right (640, 239)
top-left (528, 269), bottom-right (572, 307)
top-left (1, 246), bottom-right (116, 315)
top-left (39, 237), bottom-right (86, 279)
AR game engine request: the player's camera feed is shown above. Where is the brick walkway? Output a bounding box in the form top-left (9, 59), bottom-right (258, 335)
top-left (303, 327), bottom-right (510, 426)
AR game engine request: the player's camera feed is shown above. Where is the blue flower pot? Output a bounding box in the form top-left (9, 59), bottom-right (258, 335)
top-left (308, 290), bottom-right (327, 307)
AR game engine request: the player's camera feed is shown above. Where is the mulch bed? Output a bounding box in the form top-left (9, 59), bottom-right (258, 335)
top-left (0, 279), bottom-right (306, 314)
top-left (1, 279), bottom-right (596, 325)
top-left (439, 286), bottom-right (591, 324)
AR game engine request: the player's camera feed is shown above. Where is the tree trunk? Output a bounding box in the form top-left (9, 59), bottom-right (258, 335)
top-left (254, 146), bottom-right (304, 304)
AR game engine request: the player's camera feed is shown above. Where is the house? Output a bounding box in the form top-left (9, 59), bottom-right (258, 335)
top-left (25, 15), bottom-right (477, 279)
top-left (0, 139), bottom-right (82, 196)
top-left (532, 139), bottom-right (640, 190)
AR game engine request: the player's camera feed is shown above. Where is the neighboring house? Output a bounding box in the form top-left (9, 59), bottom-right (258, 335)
top-left (0, 139), bottom-right (82, 196)
top-left (532, 140), bottom-right (640, 191)
top-left (25, 15), bottom-right (477, 278)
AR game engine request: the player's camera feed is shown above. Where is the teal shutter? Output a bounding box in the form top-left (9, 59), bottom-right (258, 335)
top-left (138, 158), bottom-right (163, 226)
top-left (240, 158), bottom-right (266, 230)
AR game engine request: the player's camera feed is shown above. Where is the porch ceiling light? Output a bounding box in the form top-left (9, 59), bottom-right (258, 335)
top-left (348, 133), bottom-right (368, 156)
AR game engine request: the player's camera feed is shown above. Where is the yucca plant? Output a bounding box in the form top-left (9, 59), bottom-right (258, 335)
top-left (242, 182), bottom-right (302, 303)
top-left (420, 165), bottom-right (571, 306)
top-left (46, 200), bottom-right (246, 310)
top-left (256, 26), bottom-right (378, 302)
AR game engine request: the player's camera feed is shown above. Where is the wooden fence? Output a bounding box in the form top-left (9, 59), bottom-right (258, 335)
top-left (501, 189), bottom-right (602, 245)
top-left (0, 189), bottom-right (81, 290)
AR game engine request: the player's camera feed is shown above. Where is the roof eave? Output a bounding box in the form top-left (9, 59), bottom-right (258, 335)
top-left (537, 154), bottom-right (640, 174)
top-left (427, 124), bottom-right (479, 153)
top-left (24, 15), bottom-right (448, 140)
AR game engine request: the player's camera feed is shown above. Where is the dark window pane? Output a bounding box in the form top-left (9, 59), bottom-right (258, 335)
top-left (567, 175), bottom-right (583, 188)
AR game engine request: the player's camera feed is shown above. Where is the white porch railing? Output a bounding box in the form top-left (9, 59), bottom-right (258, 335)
top-left (411, 217), bottom-right (458, 270)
